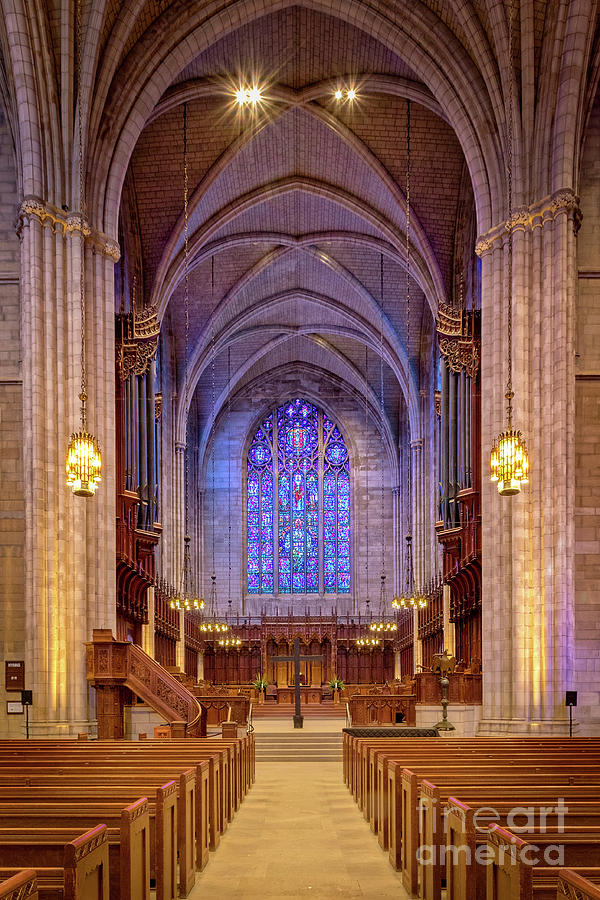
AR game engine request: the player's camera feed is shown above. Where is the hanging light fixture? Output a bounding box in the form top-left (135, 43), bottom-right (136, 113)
top-left (369, 254), bottom-right (396, 634)
top-left (490, 0), bottom-right (529, 496)
top-left (219, 636), bottom-right (242, 648)
top-left (355, 635), bottom-right (380, 649)
top-left (171, 103), bottom-right (204, 612)
top-left (66, 0), bottom-right (102, 497)
top-left (200, 257), bottom-right (228, 635)
top-left (390, 102), bottom-right (427, 612)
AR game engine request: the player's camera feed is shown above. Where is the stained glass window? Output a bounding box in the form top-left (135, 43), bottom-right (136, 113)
top-left (246, 399), bottom-right (351, 595)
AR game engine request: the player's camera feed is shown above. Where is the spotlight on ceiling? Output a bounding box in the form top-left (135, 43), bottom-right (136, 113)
top-left (235, 86), bottom-right (262, 106)
top-left (347, 88), bottom-right (356, 100)
top-left (247, 86), bottom-right (262, 104)
top-left (334, 89), bottom-right (343, 100)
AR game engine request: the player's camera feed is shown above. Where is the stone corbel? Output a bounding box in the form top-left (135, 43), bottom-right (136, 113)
top-left (475, 187), bottom-right (582, 256)
top-left (17, 195), bottom-right (121, 260)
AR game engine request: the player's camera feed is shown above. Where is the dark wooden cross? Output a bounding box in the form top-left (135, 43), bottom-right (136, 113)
top-left (271, 637), bottom-right (324, 728)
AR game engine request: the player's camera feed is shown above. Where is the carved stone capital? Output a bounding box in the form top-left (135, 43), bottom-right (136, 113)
top-left (475, 188), bottom-right (581, 256)
top-left (17, 195), bottom-right (121, 261)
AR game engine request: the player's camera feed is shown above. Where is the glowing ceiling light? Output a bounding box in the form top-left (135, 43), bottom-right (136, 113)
top-left (235, 88), bottom-right (248, 105)
top-left (334, 89), bottom-right (343, 100)
top-left (247, 86), bottom-right (262, 104)
top-left (347, 88), bottom-right (356, 100)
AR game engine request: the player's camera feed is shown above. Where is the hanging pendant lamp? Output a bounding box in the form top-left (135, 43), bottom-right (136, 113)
top-left (66, 0), bottom-right (102, 497)
top-left (171, 104), bottom-right (204, 612)
top-left (200, 257), bottom-right (228, 636)
top-left (490, 0), bottom-right (529, 496)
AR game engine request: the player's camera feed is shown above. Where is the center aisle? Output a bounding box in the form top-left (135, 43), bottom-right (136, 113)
top-left (189, 717), bottom-right (411, 898)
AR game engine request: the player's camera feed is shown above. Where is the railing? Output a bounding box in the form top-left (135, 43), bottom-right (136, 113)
top-left (345, 702), bottom-right (351, 728)
top-left (247, 702), bottom-right (254, 734)
top-left (86, 630), bottom-right (204, 737)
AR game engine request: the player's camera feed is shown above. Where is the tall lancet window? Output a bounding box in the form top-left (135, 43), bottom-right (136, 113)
top-left (246, 398), bottom-right (351, 595)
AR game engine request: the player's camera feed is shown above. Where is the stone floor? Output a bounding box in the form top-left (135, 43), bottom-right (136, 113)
top-left (189, 717), bottom-right (411, 898)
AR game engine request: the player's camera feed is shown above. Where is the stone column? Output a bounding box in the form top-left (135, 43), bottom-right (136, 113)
top-left (477, 191), bottom-right (578, 734)
top-left (442, 584), bottom-right (455, 656)
top-left (394, 650), bottom-right (402, 679)
top-left (410, 439), bottom-right (424, 590)
top-left (413, 609), bottom-right (423, 674)
top-left (197, 649), bottom-right (204, 681)
top-left (142, 586), bottom-right (155, 658)
top-left (19, 200), bottom-right (117, 736)
top-left (175, 609), bottom-right (185, 670)
top-left (174, 441), bottom-right (185, 589)
top-left (392, 486), bottom-right (401, 596)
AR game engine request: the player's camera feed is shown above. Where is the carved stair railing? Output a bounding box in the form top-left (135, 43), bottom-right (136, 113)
top-left (86, 629), bottom-right (204, 738)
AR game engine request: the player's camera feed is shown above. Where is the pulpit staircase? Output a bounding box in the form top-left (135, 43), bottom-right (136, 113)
top-left (86, 629), bottom-right (205, 738)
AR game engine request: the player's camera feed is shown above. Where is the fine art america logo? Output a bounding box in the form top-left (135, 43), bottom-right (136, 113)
top-left (416, 799), bottom-right (568, 867)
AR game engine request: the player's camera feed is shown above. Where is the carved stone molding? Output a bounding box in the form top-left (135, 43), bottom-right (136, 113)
top-left (16, 195), bottom-right (121, 260)
top-left (475, 188), bottom-right (582, 256)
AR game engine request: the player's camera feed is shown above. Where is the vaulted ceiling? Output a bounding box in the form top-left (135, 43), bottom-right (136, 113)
top-left (120, 3), bottom-right (476, 450)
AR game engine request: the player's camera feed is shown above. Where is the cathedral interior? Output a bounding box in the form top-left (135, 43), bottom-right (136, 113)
top-left (0, 0), bottom-right (599, 744)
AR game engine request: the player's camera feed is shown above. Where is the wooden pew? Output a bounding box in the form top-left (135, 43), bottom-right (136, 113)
top-left (453, 815), bottom-right (600, 900)
top-left (0, 769), bottom-right (202, 895)
top-left (443, 794), bottom-right (600, 900)
top-left (0, 825), bottom-right (109, 900)
top-left (0, 870), bottom-right (38, 900)
top-left (399, 765), bottom-right (600, 894)
top-left (0, 800), bottom-right (148, 900)
top-left (557, 870), bottom-right (600, 900)
top-left (0, 746), bottom-right (230, 845)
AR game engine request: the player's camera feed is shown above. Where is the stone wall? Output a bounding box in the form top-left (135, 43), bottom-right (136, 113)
top-left (574, 86), bottom-right (600, 734)
top-left (0, 105), bottom-right (25, 737)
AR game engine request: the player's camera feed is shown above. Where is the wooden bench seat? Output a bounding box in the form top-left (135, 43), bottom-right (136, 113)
top-left (485, 824), bottom-right (600, 900)
top-left (0, 778), bottom-right (183, 900)
top-left (441, 793), bottom-right (600, 900)
top-left (556, 870), bottom-right (600, 900)
top-left (0, 767), bottom-right (204, 893)
top-left (0, 749), bottom-right (230, 845)
top-left (0, 869), bottom-right (39, 900)
top-left (398, 766), bottom-right (600, 893)
top-left (0, 825), bottom-right (110, 900)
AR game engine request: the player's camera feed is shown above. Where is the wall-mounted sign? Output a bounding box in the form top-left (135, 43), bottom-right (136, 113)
top-left (5, 661), bottom-right (25, 692)
top-left (6, 701), bottom-right (23, 714)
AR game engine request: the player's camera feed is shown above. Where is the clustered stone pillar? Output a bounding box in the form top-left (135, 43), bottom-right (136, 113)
top-left (19, 199), bottom-right (118, 736)
top-left (478, 191), bottom-right (578, 734)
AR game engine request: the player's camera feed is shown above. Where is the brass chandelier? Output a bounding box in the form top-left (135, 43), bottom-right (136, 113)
top-left (355, 635), bottom-right (380, 649)
top-left (66, 0), bottom-right (102, 497)
top-left (490, 0), bottom-right (529, 496)
top-left (370, 255), bottom-right (396, 635)
top-left (391, 105), bottom-right (427, 611)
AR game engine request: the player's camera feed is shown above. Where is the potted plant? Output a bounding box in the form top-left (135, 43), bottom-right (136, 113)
top-left (328, 676), bottom-right (345, 703)
top-left (252, 674), bottom-right (268, 704)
